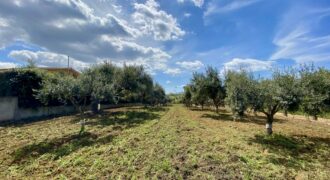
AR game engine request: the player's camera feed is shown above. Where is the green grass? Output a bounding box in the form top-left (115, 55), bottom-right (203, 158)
top-left (0, 105), bottom-right (329, 179)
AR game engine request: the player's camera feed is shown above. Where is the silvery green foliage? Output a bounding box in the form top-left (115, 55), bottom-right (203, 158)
top-left (115, 65), bottom-right (150, 103)
top-left (183, 85), bottom-right (192, 107)
top-left (224, 70), bottom-right (253, 119)
top-left (190, 72), bottom-right (208, 109)
top-left (37, 63), bottom-right (167, 111)
top-left (36, 74), bottom-right (89, 114)
top-left (152, 83), bottom-right (167, 105)
top-left (299, 66), bottom-right (330, 120)
top-left (273, 69), bottom-right (301, 116)
top-left (251, 69), bottom-right (302, 134)
top-left (82, 63), bottom-right (117, 105)
top-left (204, 67), bottom-right (225, 111)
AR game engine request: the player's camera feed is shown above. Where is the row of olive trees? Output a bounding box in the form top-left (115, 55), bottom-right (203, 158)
top-left (36, 63), bottom-right (166, 135)
top-left (183, 67), bottom-right (225, 112)
top-left (37, 63), bottom-right (167, 114)
top-left (183, 65), bottom-right (330, 135)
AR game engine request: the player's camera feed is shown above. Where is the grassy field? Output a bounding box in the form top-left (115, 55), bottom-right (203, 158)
top-left (0, 105), bottom-right (329, 179)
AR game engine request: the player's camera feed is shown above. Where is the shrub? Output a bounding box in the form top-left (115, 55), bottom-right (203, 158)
top-left (0, 68), bottom-right (49, 108)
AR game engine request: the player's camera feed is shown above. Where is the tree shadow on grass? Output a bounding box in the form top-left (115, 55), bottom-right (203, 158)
top-left (189, 107), bottom-right (214, 112)
top-left (201, 113), bottom-right (233, 121)
top-left (79, 110), bottom-right (161, 128)
top-left (201, 113), bottom-right (286, 125)
top-left (249, 133), bottom-right (330, 169)
top-left (126, 106), bottom-right (169, 112)
top-left (0, 112), bottom-right (76, 128)
top-left (1, 106), bottom-right (167, 128)
top-left (68, 105), bottom-right (164, 126)
top-left (11, 132), bottom-right (116, 164)
top-left (145, 106), bottom-right (169, 112)
top-left (189, 106), bottom-right (228, 113)
top-left (11, 108), bottom-right (165, 164)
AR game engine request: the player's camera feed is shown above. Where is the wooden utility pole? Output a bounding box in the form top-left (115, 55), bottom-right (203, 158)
top-left (67, 56), bottom-right (70, 74)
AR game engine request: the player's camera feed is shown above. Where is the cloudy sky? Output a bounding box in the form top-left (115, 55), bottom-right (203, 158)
top-left (1, 0), bottom-right (330, 93)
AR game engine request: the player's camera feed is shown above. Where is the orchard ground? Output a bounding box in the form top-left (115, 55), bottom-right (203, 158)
top-left (0, 104), bottom-right (329, 179)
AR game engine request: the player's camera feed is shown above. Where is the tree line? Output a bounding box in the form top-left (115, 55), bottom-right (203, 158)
top-left (37, 63), bottom-right (167, 115)
top-left (1, 63), bottom-right (167, 134)
top-left (1, 63), bottom-right (167, 112)
top-left (182, 65), bottom-right (330, 135)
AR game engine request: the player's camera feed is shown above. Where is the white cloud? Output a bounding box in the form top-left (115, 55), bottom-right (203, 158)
top-left (92, 36), bottom-right (171, 61)
top-left (164, 68), bottom-right (182, 75)
top-left (223, 58), bottom-right (274, 72)
top-left (0, 0), bottom-right (180, 74)
top-left (112, 4), bottom-right (122, 14)
top-left (0, 61), bottom-right (18, 69)
top-left (271, 7), bottom-right (330, 63)
top-left (178, 0), bottom-right (204, 7)
top-left (83, 0), bottom-right (123, 16)
top-left (133, 0), bottom-right (185, 41)
top-left (0, 18), bottom-right (25, 49)
top-left (205, 0), bottom-right (261, 16)
top-left (9, 50), bottom-right (90, 71)
top-left (166, 80), bottom-right (172, 84)
top-left (191, 0), bottom-right (204, 7)
top-left (105, 56), bottom-right (171, 75)
top-left (184, 13), bottom-right (191, 18)
top-left (176, 60), bottom-right (204, 70)
top-left (8, 49), bottom-right (172, 74)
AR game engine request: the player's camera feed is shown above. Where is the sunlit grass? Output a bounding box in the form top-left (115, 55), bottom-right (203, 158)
top-left (0, 105), bottom-right (329, 179)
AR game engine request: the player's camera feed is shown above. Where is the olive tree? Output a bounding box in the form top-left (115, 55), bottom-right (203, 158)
top-left (152, 83), bottom-right (166, 106)
top-left (273, 69), bottom-right (301, 117)
top-left (37, 75), bottom-right (88, 113)
top-left (190, 72), bottom-right (208, 109)
top-left (252, 70), bottom-right (301, 135)
top-left (81, 63), bottom-right (117, 114)
top-left (138, 72), bottom-right (154, 106)
top-left (224, 70), bottom-right (253, 120)
top-left (253, 80), bottom-right (281, 135)
top-left (115, 65), bottom-right (148, 103)
top-left (37, 64), bottom-right (116, 135)
top-left (299, 66), bottom-right (330, 120)
top-left (37, 74), bottom-right (91, 135)
top-left (205, 67), bottom-right (225, 112)
top-left (183, 85), bottom-right (192, 107)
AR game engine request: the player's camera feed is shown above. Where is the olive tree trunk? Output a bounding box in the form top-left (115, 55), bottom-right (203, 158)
top-left (91, 99), bottom-right (101, 114)
top-left (312, 115), bottom-right (318, 120)
top-left (266, 114), bottom-right (274, 135)
top-left (284, 109), bottom-right (288, 117)
top-left (212, 99), bottom-right (219, 113)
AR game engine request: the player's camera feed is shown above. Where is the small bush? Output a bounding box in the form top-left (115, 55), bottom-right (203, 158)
top-left (0, 68), bottom-right (63, 108)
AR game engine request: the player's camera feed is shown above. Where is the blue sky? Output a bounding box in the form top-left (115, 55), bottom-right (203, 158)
top-left (1, 0), bottom-right (330, 93)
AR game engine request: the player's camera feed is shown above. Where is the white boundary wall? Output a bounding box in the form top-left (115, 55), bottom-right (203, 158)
top-left (0, 97), bottom-right (18, 122)
top-left (0, 97), bottom-right (140, 123)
